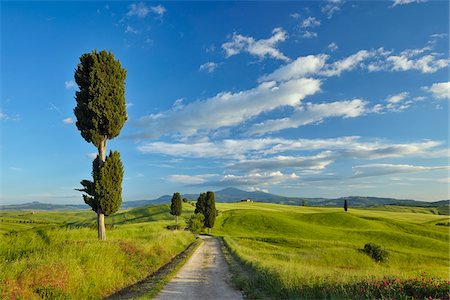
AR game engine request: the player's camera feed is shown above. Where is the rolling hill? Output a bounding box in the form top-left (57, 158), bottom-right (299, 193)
top-left (2, 187), bottom-right (448, 214)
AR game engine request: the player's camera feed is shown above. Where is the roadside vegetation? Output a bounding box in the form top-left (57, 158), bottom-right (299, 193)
top-left (0, 203), bottom-right (195, 299)
top-left (215, 202), bottom-right (450, 299)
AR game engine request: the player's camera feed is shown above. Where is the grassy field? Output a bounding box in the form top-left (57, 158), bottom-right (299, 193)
top-left (0, 203), bottom-right (196, 299)
top-left (214, 202), bottom-right (450, 299)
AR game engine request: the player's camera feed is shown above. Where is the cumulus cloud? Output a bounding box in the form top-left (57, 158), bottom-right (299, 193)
top-left (259, 54), bottom-right (328, 82)
top-left (392, 0), bottom-right (425, 7)
top-left (136, 78), bottom-right (321, 138)
top-left (322, 0), bottom-right (344, 18)
top-left (222, 27), bottom-right (290, 61)
top-left (125, 25), bottom-right (139, 34)
top-left (300, 31), bottom-right (318, 39)
top-left (86, 153), bottom-right (98, 160)
top-left (212, 171), bottom-right (299, 187)
top-left (168, 174), bottom-right (218, 185)
top-left (301, 16), bottom-right (321, 28)
top-left (228, 152), bottom-right (334, 172)
top-left (328, 42), bottom-right (338, 51)
top-left (127, 2), bottom-right (166, 18)
top-left (386, 92), bottom-right (409, 103)
top-left (0, 110), bottom-right (20, 121)
top-left (62, 117), bottom-right (74, 124)
top-left (199, 62), bottom-right (219, 73)
top-left (65, 80), bottom-right (76, 89)
top-left (423, 82), bottom-right (450, 100)
top-left (248, 99), bottom-right (368, 135)
top-left (353, 163), bottom-right (448, 178)
top-left (322, 50), bottom-right (373, 76)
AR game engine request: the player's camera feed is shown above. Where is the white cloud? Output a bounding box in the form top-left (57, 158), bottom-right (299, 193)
top-left (386, 92), bottom-right (409, 103)
top-left (322, 50), bottom-right (373, 76)
top-left (228, 152), bottom-right (334, 172)
top-left (136, 78), bottom-right (321, 138)
top-left (215, 171), bottom-right (299, 187)
top-left (62, 117), bottom-right (74, 124)
top-left (127, 2), bottom-right (165, 18)
top-left (199, 62), bottom-right (219, 73)
top-left (222, 27), bottom-right (290, 61)
top-left (301, 31), bottom-right (318, 39)
top-left (168, 174), bottom-right (218, 185)
top-left (0, 110), bottom-right (20, 121)
top-left (392, 0), bottom-right (425, 7)
top-left (150, 4), bottom-right (166, 16)
top-left (65, 80), bottom-right (76, 89)
top-left (87, 153), bottom-right (98, 160)
top-left (9, 167), bottom-right (23, 172)
top-left (125, 25), bottom-right (139, 34)
top-left (353, 163), bottom-right (448, 178)
top-left (322, 0), bottom-right (343, 18)
top-left (423, 82), bottom-right (450, 100)
top-left (328, 42), bottom-right (338, 51)
top-left (290, 13), bottom-right (301, 19)
top-left (259, 54), bottom-right (328, 82)
top-left (301, 16), bottom-right (321, 28)
top-left (248, 99), bottom-right (367, 135)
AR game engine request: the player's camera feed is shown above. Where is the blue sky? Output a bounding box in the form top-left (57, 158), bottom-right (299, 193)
top-left (1, 1), bottom-right (449, 204)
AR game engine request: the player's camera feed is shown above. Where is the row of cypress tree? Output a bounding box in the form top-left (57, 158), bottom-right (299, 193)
top-left (169, 191), bottom-right (217, 233)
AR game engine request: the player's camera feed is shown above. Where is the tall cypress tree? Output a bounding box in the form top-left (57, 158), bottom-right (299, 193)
top-left (204, 191), bottom-right (216, 234)
top-left (195, 192), bottom-right (206, 215)
top-left (170, 192), bottom-right (182, 225)
top-left (344, 199), bottom-right (348, 212)
top-left (74, 50), bottom-right (127, 240)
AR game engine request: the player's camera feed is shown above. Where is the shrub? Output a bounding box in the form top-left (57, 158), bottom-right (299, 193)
top-left (166, 224), bottom-right (182, 230)
top-left (187, 214), bottom-right (204, 234)
top-left (363, 243), bottom-right (388, 262)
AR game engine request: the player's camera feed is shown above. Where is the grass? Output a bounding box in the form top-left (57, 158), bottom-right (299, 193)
top-left (214, 202), bottom-right (450, 299)
top-left (0, 203), bottom-right (196, 299)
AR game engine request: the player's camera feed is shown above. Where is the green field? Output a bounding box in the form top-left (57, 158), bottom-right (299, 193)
top-left (0, 203), bottom-right (196, 299)
top-left (214, 202), bottom-right (450, 299)
top-left (1, 201), bottom-right (449, 299)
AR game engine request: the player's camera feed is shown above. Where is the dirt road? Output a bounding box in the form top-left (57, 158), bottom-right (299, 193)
top-left (154, 235), bottom-right (243, 300)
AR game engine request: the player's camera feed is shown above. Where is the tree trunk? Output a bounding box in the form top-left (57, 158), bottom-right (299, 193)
top-left (176, 215), bottom-right (179, 226)
top-left (97, 211), bottom-right (106, 240)
top-left (98, 139), bottom-right (107, 167)
top-left (208, 227), bottom-right (211, 234)
top-left (97, 138), bottom-right (107, 240)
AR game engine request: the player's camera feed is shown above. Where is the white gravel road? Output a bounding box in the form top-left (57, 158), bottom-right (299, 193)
top-left (154, 235), bottom-right (243, 300)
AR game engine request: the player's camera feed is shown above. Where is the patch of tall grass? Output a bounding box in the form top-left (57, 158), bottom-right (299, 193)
top-left (0, 205), bottom-right (195, 299)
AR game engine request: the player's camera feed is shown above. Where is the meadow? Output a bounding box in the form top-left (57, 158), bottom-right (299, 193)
top-left (214, 202), bottom-right (450, 299)
top-left (0, 203), bottom-right (196, 299)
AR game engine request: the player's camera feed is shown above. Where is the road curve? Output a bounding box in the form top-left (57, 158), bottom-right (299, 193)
top-left (154, 235), bottom-right (243, 300)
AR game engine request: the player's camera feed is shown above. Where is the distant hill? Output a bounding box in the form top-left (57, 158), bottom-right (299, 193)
top-left (0, 201), bottom-right (85, 211)
top-left (2, 188), bottom-right (448, 214)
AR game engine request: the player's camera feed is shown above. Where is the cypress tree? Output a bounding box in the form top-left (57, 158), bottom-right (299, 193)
top-left (344, 199), bottom-right (348, 212)
top-left (204, 191), bottom-right (216, 234)
top-left (195, 192), bottom-right (206, 215)
top-left (170, 192), bottom-right (182, 226)
top-left (74, 50), bottom-right (127, 240)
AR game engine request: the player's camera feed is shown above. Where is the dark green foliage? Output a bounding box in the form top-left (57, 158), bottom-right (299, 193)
top-left (187, 213), bottom-right (204, 234)
top-left (363, 243), bottom-right (388, 262)
top-left (170, 192), bottom-right (182, 217)
top-left (204, 191), bottom-right (216, 229)
top-left (195, 192), bottom-right (206, 215)
top-left (79, 151), bottom-right (123, 216)
top-left (96, 151), bottom-right (124, 216)
top-left (344, 199), bottom-right (348, 212)
top-left (74, 50), bottom-right (127, 147)
top-left (182, 198), bottom-right (188, 203)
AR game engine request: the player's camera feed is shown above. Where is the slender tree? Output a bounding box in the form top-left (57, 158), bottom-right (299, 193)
top-left (344, 199), bottom-right (348, 212)
top-left (204, 191), bottom-right (216, 234)
top-left (195, 192), bottom-right (206, 215)
top-left (170, 192), bottom-right (182, 225)
top-left (74, 50), bottom-right (127, 240)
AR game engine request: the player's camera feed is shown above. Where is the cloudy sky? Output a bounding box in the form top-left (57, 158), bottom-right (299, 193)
top-left (1, 1), bottom-right (449, 204)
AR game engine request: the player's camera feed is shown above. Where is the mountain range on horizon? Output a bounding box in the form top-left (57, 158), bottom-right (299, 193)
top-left (1, 187), bottom-right (449, 212)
